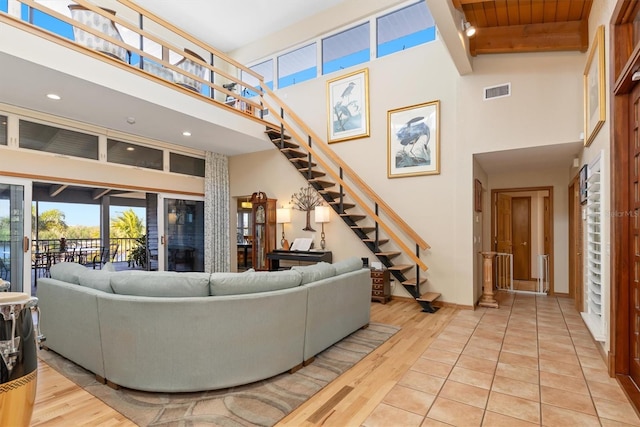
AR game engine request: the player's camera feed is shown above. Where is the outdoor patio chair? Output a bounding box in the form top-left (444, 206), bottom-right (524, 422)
top-left (173, 48), bottom-right (206, 92)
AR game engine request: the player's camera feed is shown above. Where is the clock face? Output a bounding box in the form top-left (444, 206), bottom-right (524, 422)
top-left (256, 206), bottom-right (265, 224)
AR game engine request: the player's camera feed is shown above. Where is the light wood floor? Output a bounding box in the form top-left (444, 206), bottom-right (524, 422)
top-left (31, 295), bottom-right (636, 426)
top-left (30, 298), bottom-right (453, 426)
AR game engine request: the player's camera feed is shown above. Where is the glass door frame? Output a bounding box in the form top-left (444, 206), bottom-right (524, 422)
top-left (0, 176), bottom-right (33, 295)
top-left (157, 193), bottom-right (205, 272)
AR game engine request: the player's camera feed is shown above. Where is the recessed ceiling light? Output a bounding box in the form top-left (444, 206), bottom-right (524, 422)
top-left (46, 93), bottom-right (61, 100)
top-left (126, 147), bottom-right (135, 151)
top-left (182, 131), bottom-right (192, 137)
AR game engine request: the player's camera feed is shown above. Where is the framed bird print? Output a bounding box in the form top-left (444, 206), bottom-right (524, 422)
top-left (387, 100), bottom-right (440, 178)
top-left (327, 68), bottom-right (369, 143)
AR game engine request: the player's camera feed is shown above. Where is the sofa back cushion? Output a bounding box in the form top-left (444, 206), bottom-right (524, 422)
top-left (210, 270), bottom-right (302, 296)
top-left (291, 262), bottom-right (336, 285)
top-left (333, 257), bottom-right (364, 275)
top-left (110, 271), bottom-right (210, 297)
top-left (49, 262), bottom-right (87, 285)
top-left (77, 268), bottom-right (115, 293)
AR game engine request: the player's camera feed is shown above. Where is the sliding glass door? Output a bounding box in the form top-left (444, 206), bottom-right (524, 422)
top-left (0, 178), bottom-right (32, 293)
top-left (162, 196), bottom-right (204, 272)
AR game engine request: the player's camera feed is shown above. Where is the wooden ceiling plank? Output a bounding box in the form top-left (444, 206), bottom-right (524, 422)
top-left (531, 0), bottom-right (545, 24)
top-left (543, 0), bottom-right (557, 22)
top-left (459, 0), bottom-right (488, 4)
top-left (473, 3), bottom-right (488, 27)
top-left (556, 0), bottom-right (571, 21)
top-left (520, 0), bottom-right (533, 25)
top-left (483, 1), bottom-right (498, 27)
top-left (507, 0), bottom-right (520, 25)
top-left (472, 21), bottom-right (587, 54)
top-left (567, 0), bottom-right (586, 21)
top-left (494, 0), bottom-right (510, 26)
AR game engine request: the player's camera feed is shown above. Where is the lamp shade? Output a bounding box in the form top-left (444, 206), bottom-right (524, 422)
top-left (314, 206), bottom-right (331, 223)
top-left (276, 208), bottom-right (291, 224)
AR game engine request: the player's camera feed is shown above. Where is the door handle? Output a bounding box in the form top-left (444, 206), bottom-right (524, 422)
top-left (521, 242), bottom-right (527, 246)
top-left (161, 235), bottom-right (165, 245)
top-left (23, 236), bottom-right (29, 253)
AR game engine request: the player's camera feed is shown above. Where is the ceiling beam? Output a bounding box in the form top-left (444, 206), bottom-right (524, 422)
top-left (92, 188), bottom-right (111, 200)
top-left (458, 0), bottom-right (489, 4)
top-left (426, 0), bottom-right (473, 75)
top-left (49, 184), bottom-right (68, 197)
top-left (470, 20), bottom-right (588, 56)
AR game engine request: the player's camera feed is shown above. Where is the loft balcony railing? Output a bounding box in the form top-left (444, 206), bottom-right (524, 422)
top-left (1, 0), bottom-right (431, 274)
top-left (1, 0), bottom-right (268, 123)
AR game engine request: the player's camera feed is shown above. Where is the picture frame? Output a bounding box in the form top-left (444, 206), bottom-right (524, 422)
top-left (583, 25), bottom-right (605, 147)
top-left (387, 100), bottom-right (440, 178)
top-left (579, 164), bottom-right (588, 204)
top-left (474, 179), bottom-right (482, 212)
top-left (327, 68), bottom-right (369, 143)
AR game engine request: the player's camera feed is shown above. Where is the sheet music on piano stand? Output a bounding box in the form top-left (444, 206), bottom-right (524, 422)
top-left (290, 238), bottom-right (313, 251)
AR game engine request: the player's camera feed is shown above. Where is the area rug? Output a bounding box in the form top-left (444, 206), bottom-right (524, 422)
top-left (38, 323), bottom-right (400, 426)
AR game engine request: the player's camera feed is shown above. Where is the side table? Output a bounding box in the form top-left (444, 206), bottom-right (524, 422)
top-left (371, 268), bottom-right (391, 304)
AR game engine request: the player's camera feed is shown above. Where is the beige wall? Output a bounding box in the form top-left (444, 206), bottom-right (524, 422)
top-left (229, 2), bottom-right (593, 306)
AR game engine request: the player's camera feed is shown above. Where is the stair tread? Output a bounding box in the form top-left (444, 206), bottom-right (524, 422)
top-left (362, 238), bottom-right (389, 245)
top-left (265, 129), bottom-right (291, 139)
top-left (340, 213), bottom-right (366, 221)
top-left (329, 201), bottom-right (355, 209)
top-left (280, 148), bottom-right (307, 158)
top-left (309, 178), bottom-right (336, 188)
top-left (297, 166), bottom-right (325, 174)
top-left (416, 292), bottom-right (440, 303)
top-left (351, 226), bottom-right (375, 232)
top-left (402, 277), bottom-right (427, 286)
top-left (319, 190), bottom-right (344, 198)
top-left (388, 264), bottom-right (413, 272)
top-left (376, 251), bottom-right (401, 257)
top-left (271, 138), bottom-right (299, 148)
top-left (290, 158), bottom-right (317, 167)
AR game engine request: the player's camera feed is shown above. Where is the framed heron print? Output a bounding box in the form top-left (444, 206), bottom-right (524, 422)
top-left (327, 68), bottom-right (369, 143)
top-left (387, 100), bottom-right (440, 178)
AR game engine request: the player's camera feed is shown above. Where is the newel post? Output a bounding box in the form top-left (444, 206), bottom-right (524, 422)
top-left (479, 251), bottom-right (499, 308)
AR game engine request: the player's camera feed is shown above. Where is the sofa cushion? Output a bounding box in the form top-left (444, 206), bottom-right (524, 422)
top-left (333, 257), bottom-right (364, 275)
top-left (291, 262), bottom-right (336, 285)
top-left (49, 262), bottom-right (87, 285)
top-left (210, 270), bottom-right (302, 296)
top-left (77, 268), bottom-right (115, 293)
top-left (110, 271), bottom-right (210, 297)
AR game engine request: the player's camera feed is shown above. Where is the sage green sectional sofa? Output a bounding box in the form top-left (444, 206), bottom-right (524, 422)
top-left (36, 257), bottom-right (371, 392)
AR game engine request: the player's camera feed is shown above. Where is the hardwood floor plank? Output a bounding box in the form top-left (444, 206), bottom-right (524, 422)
top-left (31, 299), bottom-right (451, 426)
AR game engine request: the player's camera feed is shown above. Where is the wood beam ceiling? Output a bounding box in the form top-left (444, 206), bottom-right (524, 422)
top-left (456, 0), bottom-right (592, 56)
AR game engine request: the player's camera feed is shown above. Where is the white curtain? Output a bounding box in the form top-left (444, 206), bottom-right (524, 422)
top-left (204, 152), bottom-right (230, 272)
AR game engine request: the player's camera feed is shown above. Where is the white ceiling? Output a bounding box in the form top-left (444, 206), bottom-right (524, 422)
top-left (2, 1), bottom-right (585, 175)
top-left (133, 0), bottom-right (349, 52)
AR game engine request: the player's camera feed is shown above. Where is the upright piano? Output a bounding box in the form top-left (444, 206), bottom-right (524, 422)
top-left (266, 250), bottom-right (333, 271)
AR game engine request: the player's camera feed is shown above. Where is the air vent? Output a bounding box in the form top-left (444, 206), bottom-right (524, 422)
top-left (484, 83), bottom-right (511, 100)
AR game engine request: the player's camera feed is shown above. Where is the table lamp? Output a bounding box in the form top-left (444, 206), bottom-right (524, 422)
top-left (276, 207), bottom-right (291, 250)
top-left (314, 205), bottom-right (331, 250)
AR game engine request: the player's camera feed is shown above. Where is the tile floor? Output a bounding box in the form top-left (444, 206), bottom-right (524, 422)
top-left (363, 292), bottom-right (640, 426)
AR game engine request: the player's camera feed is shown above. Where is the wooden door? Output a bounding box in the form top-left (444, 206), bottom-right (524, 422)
top-left (496, 193), bottom-right (512, 253)
top-left (629, 82), bottom-right (640, 384)
top-left (512, 197), bottom-right (531, 280)
top-left (568, 178), bottom-right (583, 308)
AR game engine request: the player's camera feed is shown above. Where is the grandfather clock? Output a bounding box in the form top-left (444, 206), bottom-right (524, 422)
top-left (250, 191), bottom-right (276, 271)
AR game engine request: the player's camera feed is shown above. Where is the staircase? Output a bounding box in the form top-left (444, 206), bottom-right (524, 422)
top-left (262, 121), bottom-right (440, 313)
top-left (7, 0), bottom-right (440, 312)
